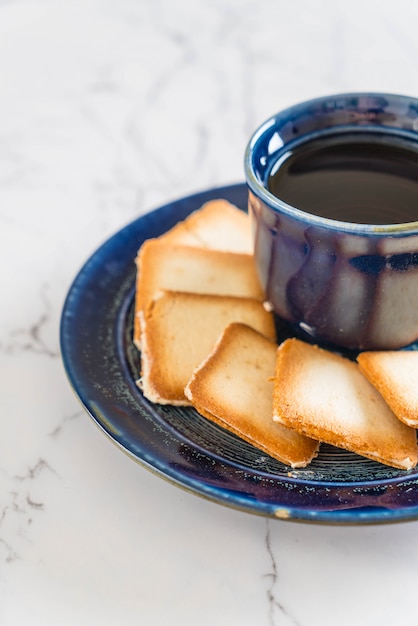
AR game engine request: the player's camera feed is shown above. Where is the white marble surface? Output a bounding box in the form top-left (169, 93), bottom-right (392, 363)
top-left (2, 1), bottom-right (418, 624)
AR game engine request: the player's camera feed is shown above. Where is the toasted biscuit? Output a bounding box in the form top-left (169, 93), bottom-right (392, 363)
top-left (357, 350), bottom-right (418, 428)
top-left (139, 292), bottom-right (275, 405)
top-left (272, 338), bottom-right (418, 470)
top-left (133, 240), bottom-right (263, 348)
top-left (160, 199), bottom-right (253, 253)
top-left (185, 323), bottom-right (319, 468)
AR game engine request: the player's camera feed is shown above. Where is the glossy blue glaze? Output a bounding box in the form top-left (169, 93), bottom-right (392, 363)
top-left (245, 93), bottom-right (418, 350)
top-left (60, 184), bottom-right (418, 524)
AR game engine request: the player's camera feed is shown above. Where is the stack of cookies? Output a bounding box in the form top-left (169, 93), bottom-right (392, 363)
top-left (134, 199), bottom-right (418, 470)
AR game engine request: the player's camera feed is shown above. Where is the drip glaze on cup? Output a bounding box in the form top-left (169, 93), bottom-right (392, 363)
top-left (244, 93), bottom-right (418, 351)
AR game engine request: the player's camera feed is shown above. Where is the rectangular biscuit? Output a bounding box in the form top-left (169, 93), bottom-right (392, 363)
top-left (272, 338), bottom-right (418, 470)
top-left (185, 323), bottom-right (319, 468)
top-left (159, 199), bottom-right (253, 253)
top-left (357, 350), bottom-right (418, 428)
top-left (133, 240), bottom-right (264, 348)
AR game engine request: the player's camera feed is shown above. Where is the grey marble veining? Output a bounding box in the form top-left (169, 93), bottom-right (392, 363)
top-left (2, 0), bottom-right (418, 624)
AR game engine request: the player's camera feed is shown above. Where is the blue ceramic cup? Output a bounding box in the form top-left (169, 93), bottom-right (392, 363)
top-left (244, 93), bottom-right (418, 351)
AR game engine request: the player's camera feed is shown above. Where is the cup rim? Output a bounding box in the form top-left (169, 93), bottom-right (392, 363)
top-left (244, 92), bottom-right (418, 237)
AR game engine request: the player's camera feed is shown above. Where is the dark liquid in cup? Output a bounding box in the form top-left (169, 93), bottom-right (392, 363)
top-left (267, 133), bottom-right (418, 224)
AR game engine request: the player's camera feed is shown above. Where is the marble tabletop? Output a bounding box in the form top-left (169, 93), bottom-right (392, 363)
top-left (3, 1), bottom-right (418, 624)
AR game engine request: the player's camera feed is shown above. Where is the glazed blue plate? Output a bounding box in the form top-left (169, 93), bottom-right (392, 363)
top-left (60, 183), bottom-right (418, 524)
